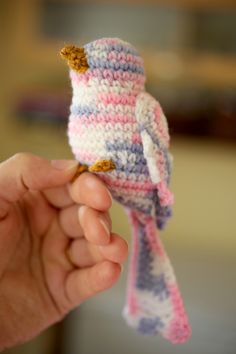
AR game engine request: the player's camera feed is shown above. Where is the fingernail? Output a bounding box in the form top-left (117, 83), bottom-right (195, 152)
top-left (51, 160), bottom-right (78, 170)
top-left (99, 217), bottom-right (110, 237)
top-left (107, 189), bottom-right (113, 205)
top-left (78, 205), bottom-right (88, 222)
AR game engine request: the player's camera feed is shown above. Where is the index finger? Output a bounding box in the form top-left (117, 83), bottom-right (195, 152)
top-left (68, 172), bottom-right (112, 211)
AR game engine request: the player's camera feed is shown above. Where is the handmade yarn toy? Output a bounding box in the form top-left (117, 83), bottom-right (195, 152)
top-left (60, 38), bottom-right (191, 344)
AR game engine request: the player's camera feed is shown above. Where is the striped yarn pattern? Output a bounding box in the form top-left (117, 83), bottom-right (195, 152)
top-left (124, 211), bottom-right (191, 343)
top-left (66, 38), bottom-right (191, 343)
top-left (68, 39), bottom-right (170, 221)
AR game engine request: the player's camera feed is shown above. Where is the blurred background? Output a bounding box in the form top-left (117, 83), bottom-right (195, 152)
top-left (1, 0), bottom-right (236, 353)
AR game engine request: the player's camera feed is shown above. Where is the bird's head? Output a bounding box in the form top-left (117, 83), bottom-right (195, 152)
top-left (60, 38), bottom-right (145, 89)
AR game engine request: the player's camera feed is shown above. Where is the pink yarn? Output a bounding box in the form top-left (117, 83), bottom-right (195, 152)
top-left (157, 181), bottom-right (174, 206)
top-left (98, 92), bottom-right (136, 106)
top-left (164, 284), bottom-right (192, 343)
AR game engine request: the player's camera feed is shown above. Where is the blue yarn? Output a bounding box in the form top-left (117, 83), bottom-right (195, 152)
top-left (136, 225), bottom-right (170, 300)
top-left (70, 104), bottom-right (99, 116)
top-left (138, 317), bottom-right (164, 335)
top-left (85, 41), bottom-right (139, 56)
top-left (87, 57), bottom-right (144, 74)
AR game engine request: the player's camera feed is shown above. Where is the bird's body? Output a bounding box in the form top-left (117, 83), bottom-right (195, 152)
top-left (62, 38), bottom-right (191, 343)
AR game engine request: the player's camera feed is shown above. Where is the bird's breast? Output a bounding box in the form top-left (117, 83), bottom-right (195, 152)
top-left (68, 104), bottom-right (156, 216)
top-left (68, 103), bottom-right (138, 165)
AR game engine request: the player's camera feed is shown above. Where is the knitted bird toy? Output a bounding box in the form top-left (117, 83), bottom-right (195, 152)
top-left (60, 37), bottom-right (191, 344)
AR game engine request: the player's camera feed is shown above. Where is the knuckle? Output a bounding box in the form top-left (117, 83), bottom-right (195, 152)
top-left (12, 152), bottom-right (33, 165)
top-left (11, 153), bottom-right (43, 190)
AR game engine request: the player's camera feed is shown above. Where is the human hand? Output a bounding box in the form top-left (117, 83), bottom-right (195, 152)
top-left (0, 153), bottom-right (128, 350)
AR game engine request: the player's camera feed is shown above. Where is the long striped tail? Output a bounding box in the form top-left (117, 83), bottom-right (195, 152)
top-left (123, 210), bottom-right (191, 344)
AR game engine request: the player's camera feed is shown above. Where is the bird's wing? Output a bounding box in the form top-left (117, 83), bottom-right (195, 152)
top-left (135, 92), bottom-right (174, 206)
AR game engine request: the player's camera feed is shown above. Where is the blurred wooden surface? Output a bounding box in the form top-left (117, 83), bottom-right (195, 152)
top-left (1, 0), bottom-right (236, 94)
top-left (50, 0), bottom-right (236, 9)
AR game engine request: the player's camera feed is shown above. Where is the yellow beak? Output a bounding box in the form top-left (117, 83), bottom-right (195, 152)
top-left (60, 45), bottom-right (89, 73)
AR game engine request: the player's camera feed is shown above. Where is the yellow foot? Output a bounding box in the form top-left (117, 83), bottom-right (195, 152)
top-left (88, 159), bottom-right (116, 173)
top-left (71, 163), bottom-right (89, 182)
top-left (71, 160), bottom-right (116, 182)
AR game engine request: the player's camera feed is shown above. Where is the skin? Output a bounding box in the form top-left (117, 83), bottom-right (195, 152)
top-left (0, 153), bottom-right (128, 351)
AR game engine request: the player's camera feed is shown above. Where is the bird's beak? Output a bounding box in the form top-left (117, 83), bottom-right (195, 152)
top-left (60, 45), bottom-right (89, 73)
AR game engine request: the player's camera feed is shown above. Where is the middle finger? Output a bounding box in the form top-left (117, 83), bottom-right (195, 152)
top-left (67, 234), bottom-right (128, 268)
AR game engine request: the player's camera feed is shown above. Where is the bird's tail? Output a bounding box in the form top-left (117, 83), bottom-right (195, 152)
top-left (123, 210), bottom-right (191, 344)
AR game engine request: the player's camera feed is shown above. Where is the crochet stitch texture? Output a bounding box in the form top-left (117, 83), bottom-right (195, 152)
top-left (61, 37), bottom-right (191, 344)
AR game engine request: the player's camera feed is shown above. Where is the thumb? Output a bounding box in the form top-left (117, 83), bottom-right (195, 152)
top-left (0, 153), bottom-right (78, 205)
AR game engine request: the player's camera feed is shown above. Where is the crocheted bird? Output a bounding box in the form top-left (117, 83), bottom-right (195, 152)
top-left (60, 38), bottom-right (191, 343)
